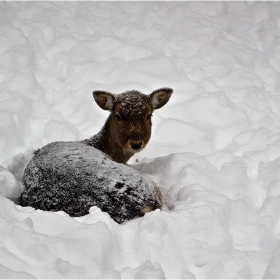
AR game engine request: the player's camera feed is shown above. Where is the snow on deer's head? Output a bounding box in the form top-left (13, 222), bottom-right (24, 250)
top-left (93, 88), bottom-right (173, 156)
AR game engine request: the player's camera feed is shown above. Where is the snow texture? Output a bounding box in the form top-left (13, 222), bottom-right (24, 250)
top-left (1, 1), bottom-right (280, 278)
top-left (117, 90), bottom-right (150, 119)
top-left (21, 141), bottom-right (161, 223)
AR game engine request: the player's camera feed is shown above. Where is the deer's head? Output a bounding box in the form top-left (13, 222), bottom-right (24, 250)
top-left (93, 88), bottom-right (173, 156)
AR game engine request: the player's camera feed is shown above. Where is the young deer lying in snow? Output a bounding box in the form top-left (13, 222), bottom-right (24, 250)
top-left (82, 87), bottom-right (173, 163)
top-left (20, 88), bottom-right (173, 223)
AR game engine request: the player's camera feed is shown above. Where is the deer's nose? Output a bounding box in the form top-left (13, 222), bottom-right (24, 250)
top-left (130, 140), bottom-right (142, 150)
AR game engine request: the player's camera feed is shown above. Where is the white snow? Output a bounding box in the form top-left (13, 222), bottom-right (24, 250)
top-left (0, 1), bottom-right (280, 278)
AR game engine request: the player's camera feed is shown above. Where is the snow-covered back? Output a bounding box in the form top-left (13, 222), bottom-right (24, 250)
top-left (0, 1), bottom-right (280, 278)
top-left (21, 141), bottom-right (162, 223)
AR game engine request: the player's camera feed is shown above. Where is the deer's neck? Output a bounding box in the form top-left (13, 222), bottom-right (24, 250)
top-left (82, 117), bottom-right (133, 164)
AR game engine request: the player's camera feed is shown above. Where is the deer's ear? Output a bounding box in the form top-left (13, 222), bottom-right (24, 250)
top-left (149, 87), bottom-right (173, 109)
top-left (93, 91), bottom-right (115, 111)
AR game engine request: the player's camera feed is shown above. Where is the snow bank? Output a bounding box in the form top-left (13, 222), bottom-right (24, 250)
top-left (1, 1), bottom-right (280, 278)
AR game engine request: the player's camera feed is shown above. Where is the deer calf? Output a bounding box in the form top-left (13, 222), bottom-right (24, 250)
top-left (20, 88), bottom-right (173, 223)
top-left (82, 87), bottom-right (173, 163)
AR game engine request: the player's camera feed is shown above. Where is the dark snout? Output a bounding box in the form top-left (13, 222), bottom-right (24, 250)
top-left (130, 140), bottom-right (143, 150)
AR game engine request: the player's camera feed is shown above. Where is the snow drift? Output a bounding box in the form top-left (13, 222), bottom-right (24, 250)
top-left (1, 1), bottom-right (280, 278)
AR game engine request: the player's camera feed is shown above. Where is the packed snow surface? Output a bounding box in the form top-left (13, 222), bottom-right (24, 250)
top-left (1, 1), bottom-right (280, 278)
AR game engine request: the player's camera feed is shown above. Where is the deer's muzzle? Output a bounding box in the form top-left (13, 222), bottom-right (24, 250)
top-left (129, 140), bottom-right (143, 150)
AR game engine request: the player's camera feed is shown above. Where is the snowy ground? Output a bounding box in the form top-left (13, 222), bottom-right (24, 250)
top-left (1, 1), bottom-right (280, 278)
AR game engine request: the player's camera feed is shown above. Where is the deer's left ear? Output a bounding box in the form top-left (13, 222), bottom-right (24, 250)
top-left (149, 87), bottom-right (173, 109)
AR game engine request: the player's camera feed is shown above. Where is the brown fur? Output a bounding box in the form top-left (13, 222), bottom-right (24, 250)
top-left (33, 149), bottom-right (41, 156)
top-left (82, 88), bottom-right (173, 164)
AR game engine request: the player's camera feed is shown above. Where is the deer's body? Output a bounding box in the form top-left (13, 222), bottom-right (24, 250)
top-left (20, 88), bottom-right (173, 223)
top-left (81, 118), bottom-right (135, 164)
top-left (21, 141), bottom-right (162, 223)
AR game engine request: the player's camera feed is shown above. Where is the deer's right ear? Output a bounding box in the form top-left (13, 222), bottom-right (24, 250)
top-left (93, 91), bottom-right (115, 111)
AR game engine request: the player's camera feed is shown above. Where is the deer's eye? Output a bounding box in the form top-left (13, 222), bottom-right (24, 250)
top-left (115, 114), bottom-right (122, 121)
top-left (146, 114), bottom-right (152, 121)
